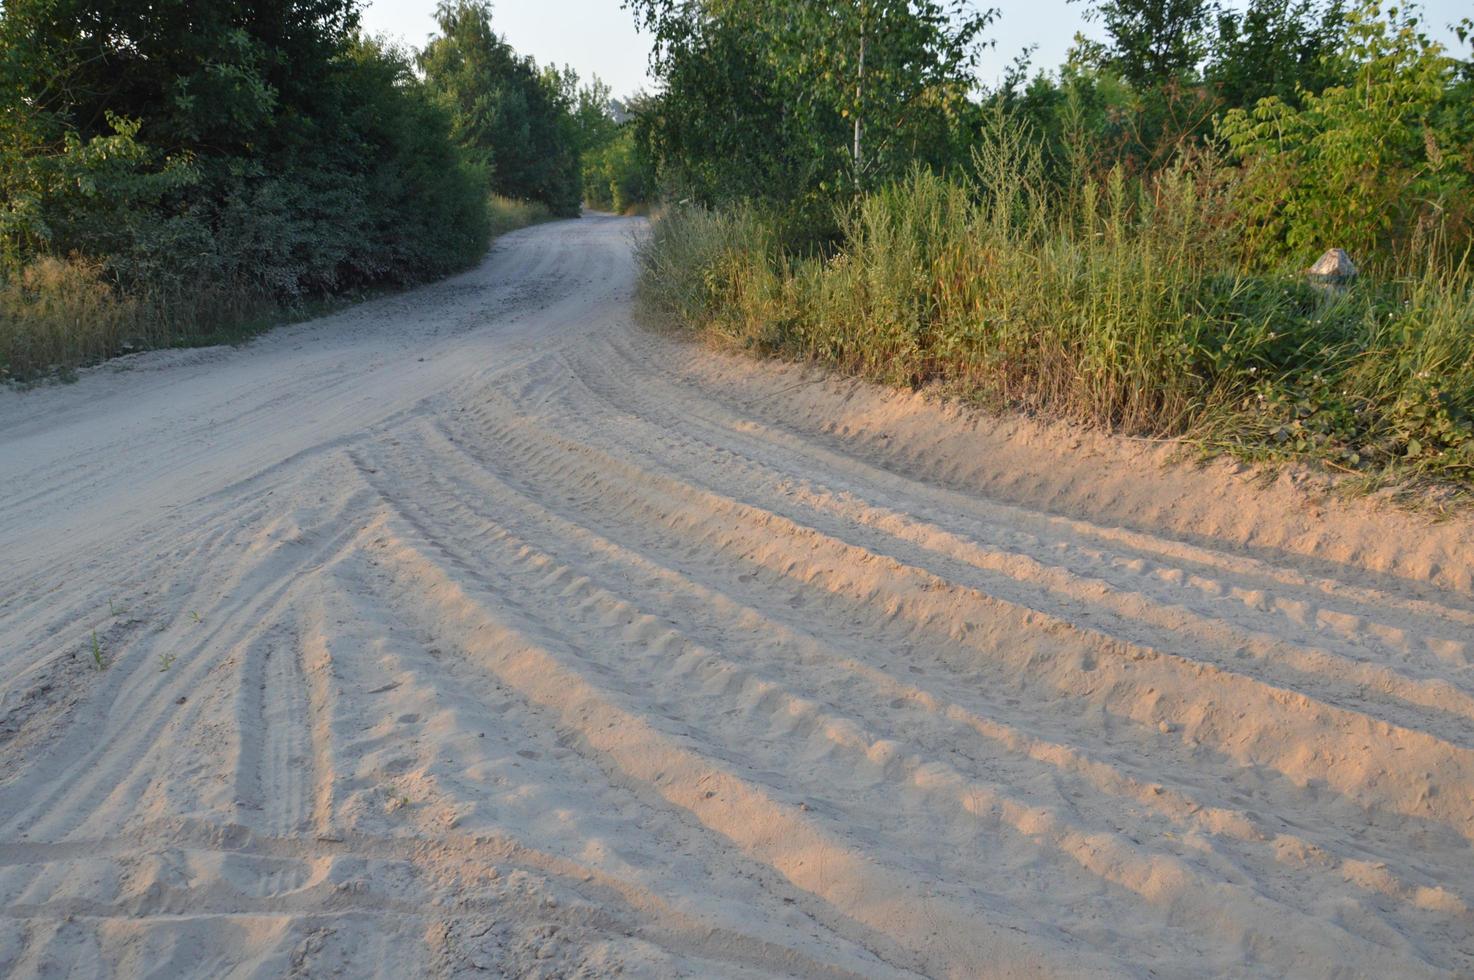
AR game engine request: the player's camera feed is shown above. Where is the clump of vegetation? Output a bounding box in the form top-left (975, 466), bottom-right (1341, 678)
top-left (632, 0), bottom-right (1474, 488)
top-left (1, 257), bottom-right (139, 380)
top-left (642, 158), bottom-right (1473, 481)
top-left (486, 196), bottom-right (556, 239)
top-left (0, 0), bottom-right (622, 382)
top-left (584, 128), bottom-right (657, 214)
top-left (89, 630), bottom-right (108, 672)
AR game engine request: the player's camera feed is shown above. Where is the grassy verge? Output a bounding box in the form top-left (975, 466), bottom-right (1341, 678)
top-left (0, 194), bottom-right (556, 384)
top-left (486, 194), bottom-right (557, 239)
top-left (637, 144), bottom-right (1474, 491)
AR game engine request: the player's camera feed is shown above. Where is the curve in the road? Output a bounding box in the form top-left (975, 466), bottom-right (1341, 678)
top-left (1, 215), bottom-right (1472, 978)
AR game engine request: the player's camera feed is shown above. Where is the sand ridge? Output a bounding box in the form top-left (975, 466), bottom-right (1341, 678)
top-left (1, 215), bottom-right (1471, 977)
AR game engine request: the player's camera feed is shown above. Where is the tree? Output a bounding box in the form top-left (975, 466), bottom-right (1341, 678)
top-left (628, 0), bottom-right (992, 209)
top-left (568, 72), bottom-right (621, 155)
top-left (1069, 0), bottom-right (1217, 89)
top-left (419, 1), bottom-right (581, 215)
top-left (0, 0), bottom-right (489, 293)
top-left (762, 1), bottom-right (994, 188)
top-left (1207, 0), bottom-right (1349, 108)
top-left (629, 4), bottom-right (827, 209)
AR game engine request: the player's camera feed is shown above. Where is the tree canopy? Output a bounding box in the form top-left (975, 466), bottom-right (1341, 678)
top-left (628, 0), bottom-right (994, 213)
top-left (419, 1), bottom-right (582, 216)
top-left (0, 0), bottom-right (490, 292)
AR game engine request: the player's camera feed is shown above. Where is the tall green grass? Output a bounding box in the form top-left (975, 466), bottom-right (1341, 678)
top-left (486, 194), bottom-right (557, 239)
top-left (0, 257), bottom-right (138, 377)
top-left (638, 121), bottom-right (1474, 484)
top-left (0, 257), bottom-right (276, 381)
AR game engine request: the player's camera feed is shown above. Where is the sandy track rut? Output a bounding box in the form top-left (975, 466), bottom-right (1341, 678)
top-left (1, 216), bottom-right (1472, 977)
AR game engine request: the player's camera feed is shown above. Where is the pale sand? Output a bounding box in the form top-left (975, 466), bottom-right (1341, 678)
top-left (1, 215), bottom-right (1471, 977)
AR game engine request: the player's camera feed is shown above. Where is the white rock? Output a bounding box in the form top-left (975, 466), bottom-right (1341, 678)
top-left (1308, 248), bottom-right (1358, 280)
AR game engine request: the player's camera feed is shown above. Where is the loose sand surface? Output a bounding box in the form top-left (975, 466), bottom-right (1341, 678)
top-left (2, 215), bottom-right (1473, 977)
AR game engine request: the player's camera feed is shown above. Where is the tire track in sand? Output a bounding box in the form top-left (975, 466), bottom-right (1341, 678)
top-left (2, 215), bottom-right (1472, 977)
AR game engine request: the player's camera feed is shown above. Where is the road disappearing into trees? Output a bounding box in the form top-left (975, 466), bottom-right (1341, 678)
top-left (2, 216), bottom-right (1472, 977)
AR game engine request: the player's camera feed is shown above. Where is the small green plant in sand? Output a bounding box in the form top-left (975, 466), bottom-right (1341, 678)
top-left (89, 631), bottom-right (108, 671)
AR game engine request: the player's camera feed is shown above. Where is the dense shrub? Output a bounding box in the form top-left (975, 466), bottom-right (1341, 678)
top-left (1219, 3), bottom-right (1474, 266)
top-left (0, 0), bottom-right (582, 380)
top-left (583, 129), bottom-right (655, 213)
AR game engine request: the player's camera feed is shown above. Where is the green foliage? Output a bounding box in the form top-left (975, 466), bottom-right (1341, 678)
top-left (0, 0), bottom-right (600, 380)
top-left (1069, 0), bottom-right (1216, 89)
top-left (1002, 62), bottom-right (1217, 180)
top-left (640, 115), bottom-right (1474, 484)
top-left (1218, 2), bottom-right (1473, 266)
top-left (631, 6), bottom-right (827, 212)
top-left (583, 129), bottom-right (655, 213)
top-left (1061, 0), bottom-right (1350, 107)
top-left (420, 1), bottom-right (582, 216)
top-left (0, 112), bottom-right (203, 277)
top-left (572, 81), bottom-right (656, 214)
top-left (629, 0), bottom-right (992, 221)
top-left (1000, 2), bottom-right (1344, 182)
top-left (1207, 0), bottom-right (1350, 108)
top-left (760, 0), bottom-right (994, 189)
top-left (570, 74), bottom-right (621, 156)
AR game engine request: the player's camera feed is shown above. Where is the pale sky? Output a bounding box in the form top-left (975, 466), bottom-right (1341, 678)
top-left (359, 0), bottom-right (1471, 99)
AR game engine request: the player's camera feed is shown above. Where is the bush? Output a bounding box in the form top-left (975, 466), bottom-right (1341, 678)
top-left (583, 129), bottom-right (654, 213)
top-left (1219, 3), bottom-right (1474, 267)
top-left (0, 2), bottom-right (499, 380)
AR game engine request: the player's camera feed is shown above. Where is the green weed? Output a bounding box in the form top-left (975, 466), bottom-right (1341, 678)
top-left (89, 630), bottom-right (108, 671)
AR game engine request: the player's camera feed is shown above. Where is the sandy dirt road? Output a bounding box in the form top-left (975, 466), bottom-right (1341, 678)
top-left (2, 215), bottom-right (1474, 978)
